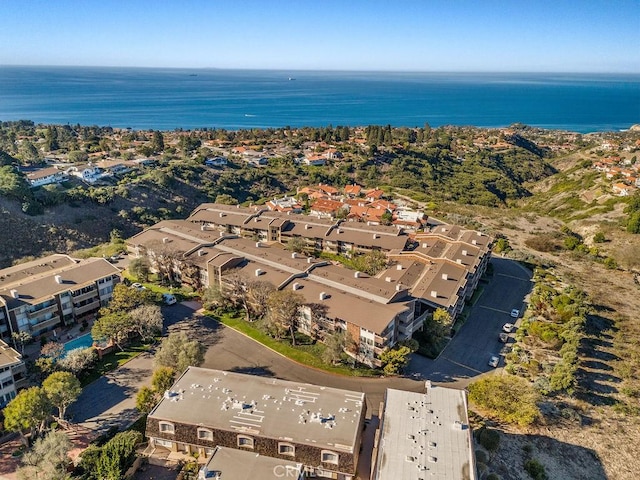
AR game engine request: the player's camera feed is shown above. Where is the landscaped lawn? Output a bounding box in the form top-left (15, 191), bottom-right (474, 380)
top-left (213, 312), bottom-right (380, 377)
top-left (80, 343), bottom-right (150, 386)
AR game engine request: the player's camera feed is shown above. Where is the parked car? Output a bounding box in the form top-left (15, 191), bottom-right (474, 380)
top-left (488, 355), bottom-right (500, 368)
top-left (502, 323), bottom-right (515, 333)
top-left (130, 282), bottom-right (146, 291)
top-left (510, 308), bottom-right (520, 318)
top-left (162, 293), bottom-right (177, 305)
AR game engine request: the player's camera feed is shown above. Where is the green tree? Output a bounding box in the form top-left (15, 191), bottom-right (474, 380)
top-left (91, 312), bottom-right (133, 351)
top-left (215, 193), bottom-right (237, 205)
top-left (468, 375), bottom-right (540, 427)
top-left (322, 330), bottom-right (349, 365)
top-left (100, 283), bottom-right (155, 315)
top-left (154, 332), bottom-right (205, 373)
top-left (4, 387), bottom-right (52, 443)
top-left (266, 290), bottom-right (304, 345)
top-left (42, 371), bottom-right (82, 421)
top-left (11, 331), bottom-right (32, 356)
top-left (129, 304), bottom-right (163, 342)
top-left (379, 345), bottom-right (412, 375)
top-left (152, 366), bottom-right (176, 393)
top-left (94, 431), bottom-right (143, 480)
top-left (0, 165), bottom-right (31, 201)
top-left (285, 236), bottom-right (306, 254)
top-left (135, 386), bottom-right (157, 414)
top-left (128, 257), bottom-right (151, 282)
top-left (593, 231), bottom-right (606, 243)
top-left (17, 431), bottom-right (71, 480)
top-left (150, 130), bottom-right (164, 153)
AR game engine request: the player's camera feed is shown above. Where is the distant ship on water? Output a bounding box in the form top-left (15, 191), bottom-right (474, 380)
top-left (288, 77), bottom-right (296, 81)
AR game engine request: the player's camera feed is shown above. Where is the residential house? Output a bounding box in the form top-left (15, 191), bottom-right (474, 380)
top-left (371, 386), bottom-right (477, 480)
top-left (265, 196), bottom-right (302, 213)
top-left (25, 167), bottom-right (66, 188)
top-left (0, 255), bottom-right (121, 339)
top-left (613, 183), bottom-right (633, 196)
top-left (343, 184), bottom-right (362, 197)
top-left (0, 340), bottom-right (27, 408)
top-left (364, 189), bottom-right (385, 202)
top-left (310, 199), bottom-right (348, 219)
top-left (146, 367), bottom-right (366, 480)
top-left (303, 155), bottom-right (326, 166)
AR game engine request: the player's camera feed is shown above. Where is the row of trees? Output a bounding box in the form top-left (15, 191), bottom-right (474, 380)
top-left (4, 371), bottom-right (82, 445)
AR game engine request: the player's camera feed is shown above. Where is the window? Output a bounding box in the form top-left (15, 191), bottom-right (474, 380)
top-left (321, 450), bottom-right (339, 465)
top-left (278, 443), bottom-right (295, 456)
top-left (159, 421), bottom-right (175, 434)
top-left (155, 438), bottom-right (172, 448)
top-left (197, 428), bottom-right (213, 441)
top-left (237, 435), bottom-right (254, 448)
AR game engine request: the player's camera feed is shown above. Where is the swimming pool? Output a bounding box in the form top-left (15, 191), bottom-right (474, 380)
top-left (63, 333), bottom-right (94, 353)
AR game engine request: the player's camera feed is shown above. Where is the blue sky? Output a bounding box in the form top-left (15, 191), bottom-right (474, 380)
top-left (2, 0), bottom-right (639, 72)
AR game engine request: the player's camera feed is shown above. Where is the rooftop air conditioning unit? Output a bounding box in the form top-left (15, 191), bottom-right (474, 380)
top-left (54, 275), bottom-right (63, 284)
top-left (385, 277), bottom-right (392, 282)
top-left (354, 271), bottom-right (361, 278)
top-left (396, 264), bottom-right (403, 271)
top-left (472, 240), bottom-right (477, 245)
top-left (319, 292), bottom-right (327, 300)
top-left (396, 284), bottom-right (403, 291)
top-left (10, 289), bottom-right (18, 299)
top-left (430, 290), bottom-right (438, 298)
top-left (255, 269), bottom-right (263, 276)
top-left (462, 249), bottom-right (467, 256)
top-left (456, 259), bottom-right (462, 264)
top-left (442, 273), bottom-right (448, 280)
top-left (291, 252), bottom-right (297, 259)
top-left (422, 243), bottom-right (428, 248)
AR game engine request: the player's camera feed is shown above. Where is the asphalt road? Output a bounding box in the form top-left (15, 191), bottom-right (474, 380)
top-left (69, 257), bottom-right (532, 432)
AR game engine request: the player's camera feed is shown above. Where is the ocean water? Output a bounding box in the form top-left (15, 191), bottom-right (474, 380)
top-left (0, 66), bottom-right (638, 133)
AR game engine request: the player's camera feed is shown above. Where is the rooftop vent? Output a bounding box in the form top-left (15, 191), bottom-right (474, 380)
top-left (396, 284), bottom-right (404, 292)
top-left (255, 268), bottom-right (263, 277)
top-left (472, 239), bottom-right (477, 245)
top-left (337, 229), bottom-right (343, 234)
top-left (254, 217), bottom-right (259, 223)
top-left (219, 212), bottom-right (226, 217)
top-left (456, 259), bottom-right (462, 264)
top-left (162, 237), bottom-right (170, 244)
top-left (255, 242), bottom-right (261, 248)
top-left (307, 257), bottom-right (313, 264)
top-left (197, 250), bottom-right (206, 257)
top-left (430, 290), bottom-right (438, 298)
top-left (291, 252), bottom-right (297, 259)
top-left (201, 225), bottom-right (207, 231)
top-left (461, 249), bottom-right (468, 256)
top-left (292, 282), bottom-right (301, 291)
top-left (385, 276), bottom-right (392, 283)
top-left (305, 224), bottom-right (310, 230)
top-left (422, 243), bottom-right (428, 248)
top-left (54, 275), bottom-right (63, 284)
top-left (396, 264), bottom-right (403, 271)
top-left (428, 456), bottom-right (437, 463)
top-left (373, 233), bottom-right (379, 239)
top-left (442, 273), bottom-right (448, 281)
top-left (10, 289), bottom-right (18, 299)
top-left (319, 292), bottom-right (327, 300)
top-left (354, 271), bottom-right (361, 278)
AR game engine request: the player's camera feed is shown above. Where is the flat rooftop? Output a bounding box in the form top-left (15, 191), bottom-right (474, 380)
top-left (0, 340), bottom-right (22, 369)
top-left (374, 387), bottom-right (476, 480)
top-left (200, 446), bottom-right (303, 479)
top-left (149, 367), bottom-right (365, 453)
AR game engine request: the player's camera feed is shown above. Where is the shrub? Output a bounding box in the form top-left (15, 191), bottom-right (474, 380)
top-left (468, 375), bottom-right (540, 427)
top-left (524, 459), bottom-right (547, 480)
top-left (476, 428), bottom-right (500, 452)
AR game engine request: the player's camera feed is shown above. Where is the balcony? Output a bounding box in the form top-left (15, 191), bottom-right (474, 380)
top-left (73, 300), bottom-right (100, 316)
top-left (27, 303), bottom-right (59, 319)
top-left (72, 290), bottom-right (97, 303)
top-left (30, 316), bottom-right (62, 334)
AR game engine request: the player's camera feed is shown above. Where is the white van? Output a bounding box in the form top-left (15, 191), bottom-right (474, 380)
top-left (162, 293), bottom-right (177, 305)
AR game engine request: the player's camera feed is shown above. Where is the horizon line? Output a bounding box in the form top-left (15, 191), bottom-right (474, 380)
top-left (2, 64), bottom-right (640, 75)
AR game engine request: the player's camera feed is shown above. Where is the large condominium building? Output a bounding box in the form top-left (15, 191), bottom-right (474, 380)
top-left (0, 255), bottom-right (121, 340)
top-left (0, 339), bottom-right (26, 408)
top-left (146, 367), bottom-right (366, 480)
top-left (126, 203), bottom-right (491, 365)
top-left (372, 386), bottom-right (477, 480)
